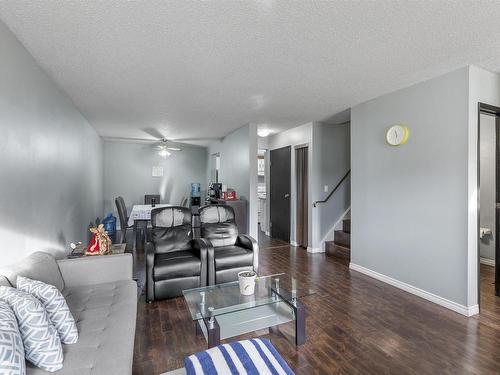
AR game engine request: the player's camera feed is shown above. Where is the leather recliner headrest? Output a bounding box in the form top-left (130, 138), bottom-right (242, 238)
top-left (151, 206), bottom-right (191, 228)
top-left (199, 205), bottom-right (235, 224)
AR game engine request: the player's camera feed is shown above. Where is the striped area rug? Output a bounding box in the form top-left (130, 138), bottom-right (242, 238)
top-left (184, 338), bottom-right (295, 375)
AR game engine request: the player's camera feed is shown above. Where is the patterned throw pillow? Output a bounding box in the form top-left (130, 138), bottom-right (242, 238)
top-left (0, 286), bottom-right (63, 372)
top-left (0, 300), bottom-right (25, 375)
top-left (17, 276), bottom-right (78, 345)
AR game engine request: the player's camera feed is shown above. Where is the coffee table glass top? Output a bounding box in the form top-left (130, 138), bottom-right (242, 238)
top-left (182, 273), bottom-right (315, 320)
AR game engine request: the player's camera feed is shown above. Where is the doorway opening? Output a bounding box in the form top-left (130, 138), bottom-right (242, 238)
top-left (257, 149), bottom-right (267, 238)
top-left (478, 103), bottom-right (500, 315)
top-left (295, 145), bottom-right (308, 248)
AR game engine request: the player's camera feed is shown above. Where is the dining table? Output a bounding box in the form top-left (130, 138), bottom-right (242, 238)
top-left (128, 204), bottom-right (172, 248)
top-left (127, 203), bottom-right (173, 227)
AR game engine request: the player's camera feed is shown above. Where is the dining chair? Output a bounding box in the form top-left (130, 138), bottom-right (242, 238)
top-left (115, 196), bottom-right (134, 244)
top-left (144, 194), bottom-right (161, 205)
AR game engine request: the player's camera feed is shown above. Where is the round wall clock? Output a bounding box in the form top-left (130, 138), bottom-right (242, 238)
top-left (386, 125), bottom-right (409, 146)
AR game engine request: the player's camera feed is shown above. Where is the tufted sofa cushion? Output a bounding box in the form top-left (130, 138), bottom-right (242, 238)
top-left (26, 280), bottom-right (137, 375)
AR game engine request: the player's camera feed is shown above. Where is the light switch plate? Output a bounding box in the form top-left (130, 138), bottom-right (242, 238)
top-left (324, 185), bottom-right (328, 192)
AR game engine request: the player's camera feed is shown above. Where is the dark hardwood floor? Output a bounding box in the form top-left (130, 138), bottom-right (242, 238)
top-left (131, 232), bottom-right (500, 374)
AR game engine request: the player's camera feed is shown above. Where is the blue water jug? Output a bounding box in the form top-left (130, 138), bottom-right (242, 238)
top-left (102, 213), bottom-right (117, 242)
top-left (191, 183), bottom-right (201, 197)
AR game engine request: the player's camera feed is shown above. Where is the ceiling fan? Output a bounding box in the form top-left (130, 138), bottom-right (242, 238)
top-left (102, 128), bottom-right (221, 156)
top-left (155, 138), bottom-right (181, 158)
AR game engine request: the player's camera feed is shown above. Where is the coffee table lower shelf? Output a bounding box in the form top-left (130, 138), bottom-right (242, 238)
top-left (195, 300), bottom-right (305, 348)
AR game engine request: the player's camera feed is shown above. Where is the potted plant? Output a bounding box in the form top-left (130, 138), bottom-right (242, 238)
top-left (238, 270), bottom-right (257, 295)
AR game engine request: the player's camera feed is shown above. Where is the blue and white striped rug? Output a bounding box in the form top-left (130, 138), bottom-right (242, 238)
top-left (185, 339), bottom-right (295, 375)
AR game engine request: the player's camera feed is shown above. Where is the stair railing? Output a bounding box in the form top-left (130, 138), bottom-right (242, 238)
top-left (313, 170), bottom-right (351, 207)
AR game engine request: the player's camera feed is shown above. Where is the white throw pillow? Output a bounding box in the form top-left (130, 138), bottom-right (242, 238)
top-left (0, 300), bottom-right (25, 375)
top-left (17, 276), bottom-right (78, 345)
top-left (0, 286), bottom-right (63, 372)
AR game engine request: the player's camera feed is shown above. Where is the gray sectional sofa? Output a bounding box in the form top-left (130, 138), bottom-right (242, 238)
top-left (0, 251), bottom-right (137, 375)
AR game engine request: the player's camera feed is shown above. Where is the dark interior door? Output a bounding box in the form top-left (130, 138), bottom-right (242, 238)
top-left (270, 146), bottom-right (291, 242)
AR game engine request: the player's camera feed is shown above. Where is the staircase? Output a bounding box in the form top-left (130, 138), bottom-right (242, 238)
top-left (325, 218), bottom-right (350, 259)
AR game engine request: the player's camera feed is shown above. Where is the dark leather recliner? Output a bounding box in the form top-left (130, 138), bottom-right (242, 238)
top-left (146, 206), bottom-right (209, 301)
top-left (199, 205), bottom-right (259, 285)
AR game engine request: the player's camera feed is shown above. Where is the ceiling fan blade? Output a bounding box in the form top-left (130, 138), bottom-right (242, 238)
top-left (103, 136), bottom-right (159, 143)
top-left (142, 127), bottom-right (165, 140)
top-left (166, 147), bottom-right (182, 151)
top-left (172, 136), bottom-right (221, 142)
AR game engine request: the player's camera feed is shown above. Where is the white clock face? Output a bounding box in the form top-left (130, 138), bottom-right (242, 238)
top-left (386, 125), bottom-right (408, 146)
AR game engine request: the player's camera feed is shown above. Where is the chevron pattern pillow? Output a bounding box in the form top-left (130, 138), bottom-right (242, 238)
top-left (17, 276), bottom-right (78, 345)
top-left (0, 286), bottom-right (63, 372)
top-left (0, 300), bottom-right (25, 375)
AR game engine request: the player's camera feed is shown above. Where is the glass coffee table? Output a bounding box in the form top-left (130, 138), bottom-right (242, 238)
top-left (183, 273), bottom-right (314, 348)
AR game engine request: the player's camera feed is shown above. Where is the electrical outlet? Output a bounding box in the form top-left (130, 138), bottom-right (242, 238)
top-left (324, 185), bottom-right (328, 192)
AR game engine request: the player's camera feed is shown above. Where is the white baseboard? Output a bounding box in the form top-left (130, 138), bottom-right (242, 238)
top-left (290, 241), bottom-right (299, 247)
top-left (307, 247), bottom-right (324, 253)
top-left (480, 257), bottom-right (495, 267)
top-left (349, 263), bottom-right (479, 317)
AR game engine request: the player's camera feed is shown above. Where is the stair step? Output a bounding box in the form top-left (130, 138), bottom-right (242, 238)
top-left (334, 230), bottom-right (350, 248)
top-left (342, 219), bottom-right (351, 234)
top-left (325, 241), bottom-right (351, 260)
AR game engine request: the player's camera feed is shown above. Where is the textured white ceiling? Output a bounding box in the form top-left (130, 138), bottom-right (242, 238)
top-left (2, 1), bottom-right (500, 144)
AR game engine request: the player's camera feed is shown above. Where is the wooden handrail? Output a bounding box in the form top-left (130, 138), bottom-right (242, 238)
top-left (313, 170), bottom-right (351, 207)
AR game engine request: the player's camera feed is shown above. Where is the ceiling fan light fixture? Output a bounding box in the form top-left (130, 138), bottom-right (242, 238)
top-left (159, 149), bottom-right (170, 158)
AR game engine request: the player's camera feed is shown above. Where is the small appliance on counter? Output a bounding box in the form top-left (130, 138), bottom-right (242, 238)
top-left (222, 189), bottom-right (237, 201)
top-left (212, 183), bottom-right (222, 199)
top-left (208, 182), bottom-right (223, 200)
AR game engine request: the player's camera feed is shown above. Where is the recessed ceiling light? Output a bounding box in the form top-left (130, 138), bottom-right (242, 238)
top-left (257, 129), bottom-right (271, 137)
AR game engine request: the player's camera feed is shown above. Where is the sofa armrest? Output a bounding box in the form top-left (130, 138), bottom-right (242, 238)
top-left (237, 234), bottom-right (259, 274)
top-left (57, 253), bottom-right (133, 288)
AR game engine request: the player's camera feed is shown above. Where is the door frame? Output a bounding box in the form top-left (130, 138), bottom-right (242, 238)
top-left (295, 144), bottom-right (309, 248)
top-left (478, 102), bottom-right (500, 302)
top-left (269, 146), bottom-right (291, 242)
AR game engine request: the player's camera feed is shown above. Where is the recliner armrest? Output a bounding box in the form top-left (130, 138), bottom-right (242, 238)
top-left (190, 238), bottom-right (209, 287)
top-left (203, 238), bottom-right (216, 286)
top-left (236, 234), bottom-right (259, 274)
top-left (146, 242), bottom-right (156, 302)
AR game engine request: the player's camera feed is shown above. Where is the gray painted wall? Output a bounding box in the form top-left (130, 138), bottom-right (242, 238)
top-left (479, 113), bottom-right (496, 261)
top-left (104, 140), bottom-right (207, 220)
top-left (208, 125), bottom-right (251, 202)
top-left (311, 122), bottom-right (350, 249)
top-left (207, 124), bottom-right (258, 239)
top-left (0, 20), bottom-right (103, 266)
top-left (351, 67), bottom-right (469, 306)
top-left (467, 66), bottom-right (500, 307)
